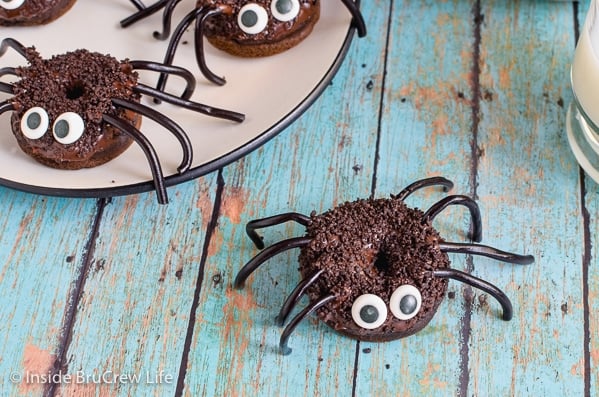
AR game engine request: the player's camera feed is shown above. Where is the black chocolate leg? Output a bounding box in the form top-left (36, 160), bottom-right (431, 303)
top-left (234, 237), bottom-right (312, 289)
top-left (129, 0), bottom-right (146, 11)
top-left (246, 212), bottom-right (312, 249)
top-left (0, 100), bottom-right (15, 115)
top-left (275, 269), bottom-right (324, 326)
top-left (0, 66), bottom-right (17, 93)
top-left (111, 98), bottom-right (193, 173)
top-left (102, 114), bottom-right (169, 205)
top-left (193, 6), bottom-right (230, 86)
top-left (156, 7), bottom-right (225, 91)
top-left (424, 195), bottom-right (483, 242)
top-left (339, 0), bottom-right (367, 37)
top-left (0, 38), bottom-right (27, 59)
top-left (153, 0), bottom-right (184, 40)
top-left (439, 242), bottom-right (535, 265)
top-left (133, 84), bottom-right (245, 123)
top-left (121, 0), bottom-right (170, 28)
top-left (129, 60), bottom-right (196, 100)
top-left (433, 269), bottom-right (513, 321)
top-left (279, 295), bottom-right (335, 355)
top-left (394, 176), bottom-right (454, 201)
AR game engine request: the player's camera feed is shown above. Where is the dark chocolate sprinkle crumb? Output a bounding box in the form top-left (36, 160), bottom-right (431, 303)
top-left (298, 197), bottom-right (450, 342)
top-left (13, 47), bottom-right (139, 158)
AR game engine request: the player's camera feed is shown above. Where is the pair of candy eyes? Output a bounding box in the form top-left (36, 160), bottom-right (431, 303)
top-left (0, 0), bottom-right (25, 11)
top-left (20, 107), bottom-right (85, 145)
top-left (351, 285), bottom-right (422, 330)
top-left (238, 0), bottom-right (301, 35)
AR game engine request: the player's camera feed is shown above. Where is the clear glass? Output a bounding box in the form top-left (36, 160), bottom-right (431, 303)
top-left (567, 0), bottom-right (599, 182)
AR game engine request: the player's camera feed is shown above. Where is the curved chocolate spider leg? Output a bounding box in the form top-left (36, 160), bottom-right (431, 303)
top-left (129, 0), bottom-right (147, 11)
top-left (111, 98), bottom-right (192, 173)
top-left (246, 212), bottom-right (312, 249)
top-left (121, 0), bottom-right (170, 28)
top-left (129, 60), bottom-right (196, 100)
top-left (394, 176), bottom-right (454, 201)
top-left (275, 268), bottom-right (325, 326)
top-left (279, 295), bottom-right (336, 355)
top-left (234, 237), bottom-right (312, 289)
top-left (432, 268), bottom-right (513, 321)
top-left (0, 67), bottom-right (17, 93)
top-left (133, 83), bottom-right (245, 123)
top-left (439, 242), bottom-right (534, 265)
top-left (0, 100), bottom-right (15, 115)
top-left (340, 0), bottom-right (367, 37)
top-left (153, 0), bottom-right (185, 40)
top-left (423, 195), bottom-right (483, 242)
top-left (0, 38), bottom-right (27, 59)
top-left (156, 6), bottom-right (229, 89)
top-left (102, 114), bottom-right (169, 204)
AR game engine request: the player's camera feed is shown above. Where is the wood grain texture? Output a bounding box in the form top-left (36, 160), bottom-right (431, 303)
top-left (179, 2), bottom-right (389, 395)
top-left (577, 2), bottom-right (599, 397)
top-left (52, 178), bottom-right (219, 396)
top-left (471, 1), bottom-right (584, 396)
top-left (355, 1), bottom-right (477, 396)
top-left (0, 189), bottom-right (98, 396)
top-left (0, 1), bottom-right (596, 397)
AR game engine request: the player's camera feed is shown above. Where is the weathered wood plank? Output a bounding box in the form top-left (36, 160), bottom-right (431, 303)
top-left (53, 178), bottom-right (219, 396)
top-left (577, 1), bottom-right (599, 397)
top-left (470, 1), bottom-right (584, 396)
top-left (0, 189), bottom-right (98, 396)
top-left (0, 1), bottom-right (592, 397)
top-left (355, 0), bottom-right (477, 395)
top-left (178, 1), bottom-right (390, 395)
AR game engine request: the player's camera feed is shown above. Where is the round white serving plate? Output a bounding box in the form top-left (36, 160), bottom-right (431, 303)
top-left (0, 0), bottom-right (358, 199)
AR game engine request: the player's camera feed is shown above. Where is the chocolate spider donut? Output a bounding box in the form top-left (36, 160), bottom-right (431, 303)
top-left (0, 38), bottom-right (244, 204)
top-left (202, 0), bottom-right (321, 57)
top-left (8, 47), bottom-right (141, 170)
top-left (0, 0), bottom-right (76, 26)
top-left (235, 177), bottom-right (535, 354)
top-left (121, 0), bottom-right (366, 85)
top-left (298, 197), bottom-right (450, 342)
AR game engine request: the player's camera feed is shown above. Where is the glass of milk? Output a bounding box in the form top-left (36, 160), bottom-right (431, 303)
top-left (567, 0), bottom-right (599, 182)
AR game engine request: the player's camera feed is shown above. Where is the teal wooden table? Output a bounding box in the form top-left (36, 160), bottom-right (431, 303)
top-left (0, 0), bottom-right (596, 396)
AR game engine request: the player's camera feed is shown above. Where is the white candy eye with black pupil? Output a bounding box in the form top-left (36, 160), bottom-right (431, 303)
top-left (0, 0), bottom-right (26, 10)
top-left (237, 3), bottom-right (268, 35)
top-left (52, 112), bottom-right (84, 145)
top-left (351, 294), bottom-right (387, 329)
top-left (390, 285), bottom-right (422, 320)
top-left (21, 107), bottom-right (49, 140)
top-left (270, 0), bottom-right (300, 22)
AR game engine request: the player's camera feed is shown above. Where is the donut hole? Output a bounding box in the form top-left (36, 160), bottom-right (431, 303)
top-left (373, 251), bottom-right (390, 273)
top-left (65, 80), bottom-right (86, 100)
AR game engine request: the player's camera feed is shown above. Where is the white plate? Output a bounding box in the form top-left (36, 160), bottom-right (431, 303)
top-left (0, 0), bottom-right (357, 199)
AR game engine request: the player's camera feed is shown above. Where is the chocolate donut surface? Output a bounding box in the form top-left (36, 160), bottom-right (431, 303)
top-left (298, 198), bottom-right (449, 342)
top-left (10, 47), bottom-right (139, 169)
top-left (202, 0), bottom-right (320, 57)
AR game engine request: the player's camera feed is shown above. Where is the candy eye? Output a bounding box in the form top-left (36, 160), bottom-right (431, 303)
top-left (351, 294), bottom-right (387, 329)
top-left (21, 107), bottom-right (49, 140)
top-left (270, 0), bottom-right (300, 22)
top-left (52, 112), bottom-right (84, 144)
top-left (0, 0), bottom-right (26, 10)
top-left (390, 285), bottom-right (422, 320)
top-left (237, 3), bottom-right (268, 35)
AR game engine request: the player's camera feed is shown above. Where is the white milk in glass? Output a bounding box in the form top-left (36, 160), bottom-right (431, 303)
top-left (567, 0), bottom-right (599, 181)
